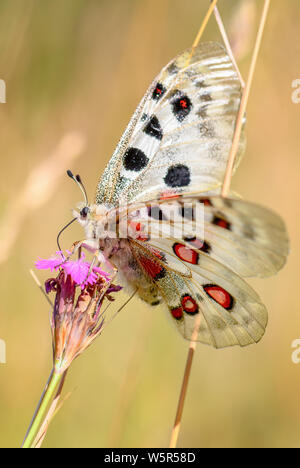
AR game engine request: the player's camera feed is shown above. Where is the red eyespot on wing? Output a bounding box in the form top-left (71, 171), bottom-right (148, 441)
top-left (199, 198), bottom-right (212, 207)
top-left (129, 221), bottom-right (149, 241)
top-left (136, 233), bottom-right (150, 242)
top-left (203, 284), bottom-right (234, 310)
top-left (149, 247), bottom-right (164, 261)
top-left (152, 82), bottom-right (166, 100)
top-left (129, 221), bottom-right (142, 232)
top-left (181, 295), bottom-right (199, 315)
top-left (212, 216), bottom-right (231, 230)
top-left (172, 95), bottom-right (192, 122)
top-left (171, 307), bottom-right (183, 320)
top-left (139, 256), bottom-right (166, 280)
top-left (173, 243), bottom-right (199, 264)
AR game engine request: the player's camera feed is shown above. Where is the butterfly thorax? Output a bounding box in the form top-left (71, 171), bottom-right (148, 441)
top-left (75, 202), bottom-right (159, 301)
top-left (75, 203), bottom-right (115, 240)
top-left (74, 202), bottom-right (147, 251)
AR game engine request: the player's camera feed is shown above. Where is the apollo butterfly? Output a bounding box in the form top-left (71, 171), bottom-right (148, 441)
top-left (73, 42), bottom-right (289, 348)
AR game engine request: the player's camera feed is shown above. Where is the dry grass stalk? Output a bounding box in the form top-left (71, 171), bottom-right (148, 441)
top-left (169, 0), bottom-right (220, 448)
top-left (229, 0), bottom-right (257, 60)
top-left (222, 0), bottom-right (271, 197)
top-left (169, 316), bottom-right (201, 448)
top-left (213, 3), bottom-right (245, 87)
top-left (169, 0), bottom-right (271, 449)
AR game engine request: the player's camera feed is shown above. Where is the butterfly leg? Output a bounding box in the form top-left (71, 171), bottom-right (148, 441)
top-left (68, 240), bottom-right (118, 285)
top-left (68, 239), bottom-right (106, 263)
top-left (69, 239), bottom-right (119, 272)
top-left (89, 249), bottom-right (118, 277)
top-left (83, 251), bottom-right (117, 287)
top-left (211, 1), bottom-right (245, 89)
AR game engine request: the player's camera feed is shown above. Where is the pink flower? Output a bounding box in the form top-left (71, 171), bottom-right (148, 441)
top-left (35, 249), bottom-right (122, 373)
top-left (62, 254), bottom-right (110, 288)
top-left (35, 251), bottom-right (110, 288)
top-left (35, 251), bottom-right (65, 272)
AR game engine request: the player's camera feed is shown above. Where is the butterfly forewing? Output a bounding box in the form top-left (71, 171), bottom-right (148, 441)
top-left (96, 42), bottom-right (245, 206)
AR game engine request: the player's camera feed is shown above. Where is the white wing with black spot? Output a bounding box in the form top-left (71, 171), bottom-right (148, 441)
top-left (124, 195), bottom-right (289, 347)
top-left (127, 195), bottom-right (289, 279)
top-left (96, 42), bottom-right (245, 206)
top-left (130, 236), bottom-right (268, 348)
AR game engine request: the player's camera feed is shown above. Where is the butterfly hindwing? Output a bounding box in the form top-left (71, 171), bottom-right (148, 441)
top-left (129, 239), bottom-right (267, 348)
top-left (119, 194), bottom-right (288, 347)
top-left (126, 195), bottom-right (289, 279)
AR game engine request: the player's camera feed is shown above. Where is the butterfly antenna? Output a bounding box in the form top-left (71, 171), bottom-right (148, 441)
top-left (56, 218), bottom-right (77, 251)
top-left (67, 170), bottom-right (89, 206)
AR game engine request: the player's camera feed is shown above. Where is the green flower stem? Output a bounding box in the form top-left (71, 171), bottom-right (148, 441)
top-left (22, 369), bottom-right (63, 448)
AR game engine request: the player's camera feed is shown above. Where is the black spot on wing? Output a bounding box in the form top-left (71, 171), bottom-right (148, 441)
top-left (167, 62), bottom-right (179, 75)
top-left (199, 121), bottom-right (215, 138)
top-left (195, 79), bottom-right (208, 88)
top-left (164, 164), bottom-right (190, 188)
top-left (123, 147), bottom-right (149, 172)
top-left (223, 199), bottom-right (233, 208)
top-left (154, 267), bottom-right (167, 281)
top-left (152, 82), bottom-right (166, 100)
top-left (184, 236), bottom-right (211, 254)
top-left (148, 206), bottom-right (168, 221)
top-left (172, 95), bottom-right (192, 122)
top-left (143, 115), bottom-right (163, 140)
top-left (242, 224), bottom-right (256, 240)
top-left (196, 106), bottom-right (208, 119)
top-left (200, 92), bottom-right (212, 102)
top-left (200, 241), bottom-right (211, 254)
top-left (212, 215), bottom-right (231, 231)
top-left (151, 300), bottom-right (161, 306)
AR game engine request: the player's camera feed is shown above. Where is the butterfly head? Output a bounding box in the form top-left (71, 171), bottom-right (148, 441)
top-left (79, 205), bottom-right (90, 220)
top-left (74, 202), bottom-right (99, 225)
top-left (75, 202), bottom-right (118, 244)
top-left (74, 203), bottom-right (94, 231)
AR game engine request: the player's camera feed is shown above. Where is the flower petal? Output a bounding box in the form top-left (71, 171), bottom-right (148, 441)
top-left (35, 251), bottom-right (65, 271)
top-left (62, 260), bottom-right (90, 284)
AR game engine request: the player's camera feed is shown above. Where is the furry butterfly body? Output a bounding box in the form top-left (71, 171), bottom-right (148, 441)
top-left (75, 42), bottom-right (289, 348)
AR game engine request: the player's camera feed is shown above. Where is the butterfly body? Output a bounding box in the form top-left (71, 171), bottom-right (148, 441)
top-left (76, 203), bottom-right (164, 305)
top-left (74, 42), bottom-right (289, 348)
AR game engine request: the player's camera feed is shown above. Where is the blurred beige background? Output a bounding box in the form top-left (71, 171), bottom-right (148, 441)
top-left (0, 0), bottom-right (299, 448)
